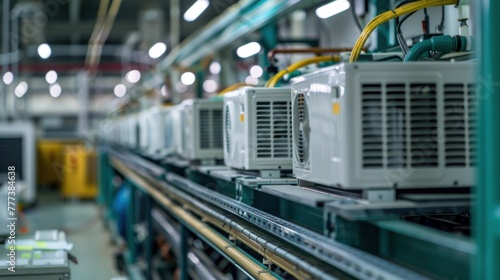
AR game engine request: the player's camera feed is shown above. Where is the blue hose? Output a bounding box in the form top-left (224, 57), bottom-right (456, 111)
top-left (404, 35), bottom-right (468, 62)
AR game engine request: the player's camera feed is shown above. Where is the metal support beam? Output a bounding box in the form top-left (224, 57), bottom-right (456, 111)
top-left (475, 0), bottom-right (500, 279)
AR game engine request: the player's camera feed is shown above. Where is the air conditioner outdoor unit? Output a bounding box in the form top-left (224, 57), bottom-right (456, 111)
top-left (178, 99), bottom-right (223, 160)
top-left (138, 110), bottom-right (151, 155)
top-left (145, 105), bottom-right (175, 159)
top-left (291, 62), bottom-right (476, 190)
top-left (0, 122), bottom-right (36, 204)
top-left (223, 87), bottom-right (293, 171)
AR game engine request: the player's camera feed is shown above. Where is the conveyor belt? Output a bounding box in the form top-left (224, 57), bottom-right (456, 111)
top-left (106, 147), bottom-right (429, 280)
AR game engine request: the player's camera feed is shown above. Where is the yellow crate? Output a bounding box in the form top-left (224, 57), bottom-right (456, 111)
top-left (37, 140), bottom-right (80, 187)
top-left (61, 145), bottom-right (98, 199)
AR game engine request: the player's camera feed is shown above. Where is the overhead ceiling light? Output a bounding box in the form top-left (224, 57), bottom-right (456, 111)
top-left (203, 79), bottom-right (218, 93)
top-left (183, 0), bottom-right (210, 22)
top-left (45, 70), bottom-right (58, 84)
top-left (236, 42), bottom-right (261, 58)
top-left (315, 0), bottom-right (350, 19)
top-left (245, 76), bottom-right (259, 86)
top-left (114, 84), bottom-right (127, 97)
top-left (2, 72), bottom-right (13, 85)
top-left (249, 65), bottom-right (263, 78)
top-left (126, 70), bottom-right (141, 83)
top-left (209, 61), bottom-right (221, 75)
top-left (49, 83), bottom-right (62, 98)
top-left (180, 72), bottom-right (196, 85)
top-left (148, 42), bottom-right (167, 59)
top-left (14, 81), bottom-right (28, 98)
top-left (161, 85), bottom-right (169, 97)
top-left (38, 43), bottom-right (52, 59)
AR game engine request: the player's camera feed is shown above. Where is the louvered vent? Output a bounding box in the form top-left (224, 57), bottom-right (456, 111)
top-left (212, 109), bottom-right (223, 149)
top-left (362, 84), bottom-right (383, 168)
top-left (199, 108), bottom-right (223, 150)
top-left (293, 93), bottom-right (310, 165)
top-left (468, 84), bottom-right (477, 166)
top-left (410, 83), bottom-right (438, 167)
top-left (199, 109), bottom-right (210, 149)
top-left (255, 101), bottom-right (292, 159)
top-left (444, 84), bottom-right (466, 166)
top-left (86, 154), bottom-right (97, 185)
top-left (386, 84), bottom-right (407, 168)
top-left (224, 105), bottom-right (231, 154)
top-left (0, 138), bottom-right (23, 182)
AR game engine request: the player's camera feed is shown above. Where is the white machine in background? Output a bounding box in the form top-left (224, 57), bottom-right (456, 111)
top-left (0, 122), bottom-right (36, 204)
top-left (178, 99), bottom-right (224, 161)
top-left (145, 105), bottom-right (176, 159)
top-left (223, 88), bottom-right (293, 173)
top-left (291, 62), bottom-right (476, 190)
top-left (126, 113), bottom-right (140, 150)
top-left (138, 110), bottom-right (151, 155)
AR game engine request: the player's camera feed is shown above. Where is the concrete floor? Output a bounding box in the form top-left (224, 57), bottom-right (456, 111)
top-left (24, 191), bottom-right (124, 280)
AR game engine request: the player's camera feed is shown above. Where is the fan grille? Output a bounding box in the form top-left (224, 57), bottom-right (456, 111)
top-left (294, 93), bottom-right (309, 166)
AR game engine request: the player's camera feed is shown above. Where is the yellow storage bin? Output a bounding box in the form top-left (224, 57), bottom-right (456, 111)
top-left (61, 145), bottom-right (98, 199)
top-left (37, 140), bottom-right (80, 188)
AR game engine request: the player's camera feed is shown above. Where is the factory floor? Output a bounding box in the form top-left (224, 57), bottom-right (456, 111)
top-left (24, 190), bottom-right (125, 280)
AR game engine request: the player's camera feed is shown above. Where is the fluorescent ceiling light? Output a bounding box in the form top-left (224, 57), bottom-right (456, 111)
top-left (114, 84), bottom-right (127, 97)
top-left (45, 70), bottom-right (58, 84)
top-left (209, 61), bottom-right (221, 75)
top-left (2, 72), bottom-right (13, 85)
top-left (245, 76), bottom-right (258, 86)
top-left (38, 43), bottom-right (52, 59)
top-left (181, 72), bottom-right (196, 85)
top-left (249, 65), bottom-right (263, 78)
top-left (126, 70), bottom-right (141, 83)
top-left (149, 42), bottom-right (167, 59)
top-left (315, 0), bottom-right (350, 19)
top-left (15, 81), bottom-right (28, 98)
top-left (203, 79), bottom-right (218, 93)
top-left (184, 0), bottom-right (210, 22)
top-left (236, 42), bottom-right (261, 58)
top-left (49, 83), bottom-right (62, 98)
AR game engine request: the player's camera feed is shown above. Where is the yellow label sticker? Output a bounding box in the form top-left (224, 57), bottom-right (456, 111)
top-left (332, 102), bottom-right (341, 115)
top-left (240, 113), bottom-right (245, 122)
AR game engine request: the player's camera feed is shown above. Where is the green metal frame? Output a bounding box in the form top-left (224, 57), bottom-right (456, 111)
top-left (476, 0), bottom-right (500, 279)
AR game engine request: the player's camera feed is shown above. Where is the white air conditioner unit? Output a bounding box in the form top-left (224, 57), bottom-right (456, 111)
top-left (138, 110), bottom-right (151, 155)
top-left (145, 105), bottom-right (175, 159)
top-left (178, 99), bottom-right (224, 160)
top-left (223, 87), bottom-right (293, 171)
top-left (0, 122), bottom-right (36, 204)
top-left (291, 62), bottom-right (476, 189)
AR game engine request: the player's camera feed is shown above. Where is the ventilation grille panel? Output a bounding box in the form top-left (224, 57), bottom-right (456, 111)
top-left (294, 93), bottom-right (309, 165)
top-left (0, 138), bottom-right (23, 183)
top-left (199, 108), bottom-right (223, 150)
top-left (468, 84), bottom-right (477, 166)
top-left (386, 84), bottom-right (407, 168)
top-left (225, 105), bottom-right (231, 154)
top-left (444, 84), bottom-right (466, 166)
top-left (362, 84), bottom-right (383, 168)
top-left (255, 100), bottom-right (292, 159)
top-left (409, 83), bottom-right (438, 167)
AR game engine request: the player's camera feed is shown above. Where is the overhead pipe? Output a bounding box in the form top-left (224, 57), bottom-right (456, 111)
top-left (404, 35), bottom-right (468, 62)
top-left (267, 47), bottom-right (353, 62)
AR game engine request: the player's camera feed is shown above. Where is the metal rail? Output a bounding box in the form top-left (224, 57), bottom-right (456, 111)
top-left (107, 149), bottom-right (428, 279)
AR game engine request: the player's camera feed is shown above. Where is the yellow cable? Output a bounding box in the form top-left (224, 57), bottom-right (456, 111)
top-left (350, 0), bottom-right (459, 62)
top-left (266, 55), bottom-right (340, 88)
top-left (85, 0), bottom-right (110, 65)
top-left (217, 82), bottom-right (253, 96)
